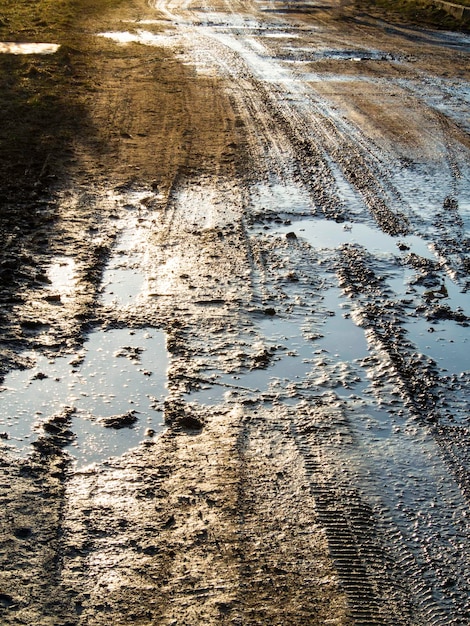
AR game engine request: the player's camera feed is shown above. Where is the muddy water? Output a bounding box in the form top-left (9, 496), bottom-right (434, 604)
top-left (100, 222), bottom-right (149, 306)
top-left (0, 327), bottom-right (168, 466)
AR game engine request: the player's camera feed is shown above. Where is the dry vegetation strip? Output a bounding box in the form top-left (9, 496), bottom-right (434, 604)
top-left (357, 0), bottom-right (470, 29)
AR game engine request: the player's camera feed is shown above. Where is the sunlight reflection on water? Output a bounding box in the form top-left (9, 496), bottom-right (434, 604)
top-left (0, 42), bottom-right (59, 54)
top-left (0, 328), bottom-right (168, 466)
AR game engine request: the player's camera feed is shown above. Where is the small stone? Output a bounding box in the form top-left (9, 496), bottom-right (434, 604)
top-left (44, 293), bottom-right (61, 302)
top-left (14, 527), bottom-right (32, 540)
top-left (164, 515), bottom-right (176, 529)
top-left (33, 372), bottom-right (48, 380)
top-left (0, 593), bottom-right (15, 607)
top-left (177, 414), bottom-right (203, 431)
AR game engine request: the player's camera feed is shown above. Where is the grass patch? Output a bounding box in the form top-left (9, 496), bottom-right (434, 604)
top-left (357, 0), bottom-right (470, 30)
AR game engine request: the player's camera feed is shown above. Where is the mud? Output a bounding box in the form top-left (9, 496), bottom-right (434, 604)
top-left (0, 0), bottom-right (469, 624)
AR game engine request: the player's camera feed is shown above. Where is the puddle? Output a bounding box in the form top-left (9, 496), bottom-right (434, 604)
top-left (187, 317), bottom-right (313, 405)
top-left (98, 30), bottom-right (176, 47)
top-left (188, 287), bottom-right (369, 405)
top-left (325, 49), bottom-right (399, 62)
top-left (101, 224), bottom-right (148, 306)
top-left (100, 207), bottom-right (152, 307)
top-left (389, 266), bottom-right (469, 313)
top-left (297, 48), bottom-right (400, 62)
top-left (271, 217), bottom-right (434, 258)
top-left (47, 257), bottom-right (77, 302)
top-left (0, 42), bottom-right (60, 55)
top-left (0, 328), bottom-right (168, 466)
top-left (189, 351), bottom-right (312, 406)
top-left (405, 317), bottom-right (469, 376)
top-left (388, 267), bottom-right (418, 297)
top-left (319, 288), bottom-right (369, 361)
top-left (388, 266), bottom-right (469, 377)
top-left (101, 266), bottom-right (146, 305)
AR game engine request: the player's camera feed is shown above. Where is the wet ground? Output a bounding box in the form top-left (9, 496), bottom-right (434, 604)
top-left (0, 0), bottom-right (469, 624)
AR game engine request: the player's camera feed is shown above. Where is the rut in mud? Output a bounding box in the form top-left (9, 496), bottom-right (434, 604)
top-left (0, 0), bottom-right (469, 624)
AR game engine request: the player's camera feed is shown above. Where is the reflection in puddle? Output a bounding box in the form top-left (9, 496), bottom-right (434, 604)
top-left (47, 257), bottom-right (77, 302)
top-left (273, 217), bottom-right (434, 258)
top-left (388, 267), bottom-right (416, 297)
top-left (0, 42), bottom-right (60, 55)
top-left (388, 265), bottom-right (469, 377)
top-left (189, 287), bottom-right (369, 405)
top-left (389, 266), bottom-right (469, 315)
top-left (98, 30), bottom-right (175, 47)
top-left (405, 317), bottom-right (469, 376)
top-left (320, 288), bottom-right (369, 361)
top-left (101, 267), bottom-right (146, 305)
top-left (188, 352), bottom-right (312, 406)
top-left (101, 209), bottom-right (151, 306)
top-left (0, 328), bottom-right (168, 466)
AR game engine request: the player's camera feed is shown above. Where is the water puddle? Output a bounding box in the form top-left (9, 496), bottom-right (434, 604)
top-left (320, 49), bottom-right (400, 62)
top-left (319, 288), bottom-right (369, 361)
top-left (272, 217), bottom-right (434, 258)
top-left (47, 257), bottom-right (77, 302)
top-left (388, 266), bottom-right (469, 376)
top-left (188, 287), bottom-right (369, 405)
top-left (389, 266), bottom-right (469, 313)
top-left (188, 350), bottom-right (312, 406)
top-left (0, 42), bottom-right (60, 55)
top-left (98, 30), bottom-right (176, 48)
top-left (284, 47), bottom-right (401, 62)
top-left (405, 317), bottom-right (469, 376)
top-left (100, 201), bottom-right (154, 307)
top-left (101, 226), bottom-right (148, 306)
top-left (0, 328), bottom-right (168, 466)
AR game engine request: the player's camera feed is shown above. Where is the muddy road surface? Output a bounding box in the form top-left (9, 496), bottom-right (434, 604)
top-left (1, 0), bottom-right (469, 623)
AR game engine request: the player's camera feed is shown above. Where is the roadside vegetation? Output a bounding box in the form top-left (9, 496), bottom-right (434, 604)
top-left (356, 0), bottom-right (470, 31)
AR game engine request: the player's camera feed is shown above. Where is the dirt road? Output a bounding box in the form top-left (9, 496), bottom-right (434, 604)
top-left (0, 0), bottom-right (469, 624)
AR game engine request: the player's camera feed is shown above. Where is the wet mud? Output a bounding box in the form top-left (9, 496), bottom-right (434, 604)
top-left (0, 0), bottom-right (469, 624)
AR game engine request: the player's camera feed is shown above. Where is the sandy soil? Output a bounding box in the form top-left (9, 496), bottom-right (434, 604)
top-left (0, 0), bottom-right (469, 624)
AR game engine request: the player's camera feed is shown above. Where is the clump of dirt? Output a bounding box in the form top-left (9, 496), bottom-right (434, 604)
top-left (164, 399), bottom-right (205, 431)
top-left (100, 411), bottom-right (138, 429)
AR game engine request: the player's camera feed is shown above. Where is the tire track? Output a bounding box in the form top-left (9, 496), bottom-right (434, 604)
top-left (291, 406), bottom-right (414, 626)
